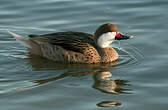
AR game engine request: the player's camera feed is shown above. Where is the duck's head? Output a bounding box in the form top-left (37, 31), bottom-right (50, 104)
top-left (94, 23), bottom-right (134, 48)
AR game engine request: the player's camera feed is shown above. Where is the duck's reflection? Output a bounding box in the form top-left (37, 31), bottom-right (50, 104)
top-left (34, 69), bottom-right (130, 95)
top-left (93, 71), bottom-right (131, 94)
top-left (33, 69), bottom-right (130, 108)
top-left (97, 101), bottom-right (121, 107)
top-left (34, 69), bottom-right (100, 85)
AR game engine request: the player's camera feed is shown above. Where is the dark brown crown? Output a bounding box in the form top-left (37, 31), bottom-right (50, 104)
top-left (94, 23), bottom-right (119, 41)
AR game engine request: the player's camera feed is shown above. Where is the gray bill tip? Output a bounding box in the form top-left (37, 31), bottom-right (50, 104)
top-left (129, 36), bottom-right (134, 39)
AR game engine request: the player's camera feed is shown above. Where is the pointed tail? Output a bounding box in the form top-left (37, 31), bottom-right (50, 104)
top-left (7, 30), bottom-right (32, 48)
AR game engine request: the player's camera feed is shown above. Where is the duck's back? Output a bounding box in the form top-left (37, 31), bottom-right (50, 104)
top-left (29, 32), bottom-right (101, 63)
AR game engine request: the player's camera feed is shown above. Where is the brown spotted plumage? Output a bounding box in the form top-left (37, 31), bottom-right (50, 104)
top-left (9, 23), bottom-right (134, 63)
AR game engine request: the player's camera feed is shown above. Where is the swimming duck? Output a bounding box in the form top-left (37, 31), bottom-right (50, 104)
top-left (8, 23), bottom-right (134, 63)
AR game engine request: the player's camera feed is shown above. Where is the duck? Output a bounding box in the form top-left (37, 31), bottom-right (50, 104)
top-left (8, 23), bottom-right (134, 63)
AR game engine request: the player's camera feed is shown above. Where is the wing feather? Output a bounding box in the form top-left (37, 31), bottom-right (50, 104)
top-left (29, 31), bottom-right (97, 53)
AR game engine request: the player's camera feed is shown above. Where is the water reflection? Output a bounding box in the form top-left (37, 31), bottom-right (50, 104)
top-left (97, 101), bottom-right (121, 107)
top-left (32, 67), bottom-right (130, 108)
top-left (93, 70), bottom-right (131, 94)
top-left (34, 69), bottom-right (100, 85)
top-left (34, 69), bottom-right (131, 95)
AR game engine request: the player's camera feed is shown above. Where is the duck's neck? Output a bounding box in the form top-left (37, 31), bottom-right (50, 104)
top-left (97, 47), bottom-right (119, 63)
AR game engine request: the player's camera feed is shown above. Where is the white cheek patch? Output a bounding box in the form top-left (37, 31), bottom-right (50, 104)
top-left (97, 32), bottom-right (116, 48)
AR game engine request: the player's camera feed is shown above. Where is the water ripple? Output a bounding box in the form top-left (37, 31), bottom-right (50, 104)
top-left (112, 42), bottom-right (144, 68)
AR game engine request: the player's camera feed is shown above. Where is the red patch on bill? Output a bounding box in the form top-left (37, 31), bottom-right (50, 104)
top-left (116, 33), bottom-right (122, 38)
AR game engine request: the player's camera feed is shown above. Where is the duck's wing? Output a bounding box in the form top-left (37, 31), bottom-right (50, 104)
top-left (28, 31), bottom-right (97, 53)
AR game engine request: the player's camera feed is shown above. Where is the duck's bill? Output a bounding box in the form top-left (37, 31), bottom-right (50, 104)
top-left (115, 33), bottom-right (134, 40)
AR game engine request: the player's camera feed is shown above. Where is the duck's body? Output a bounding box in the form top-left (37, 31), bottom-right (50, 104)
top-left (8, 23), bottom-right (133, 63)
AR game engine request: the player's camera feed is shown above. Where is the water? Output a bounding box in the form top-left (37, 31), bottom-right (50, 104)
top-left (0, 0), bottom-right (168, 110)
